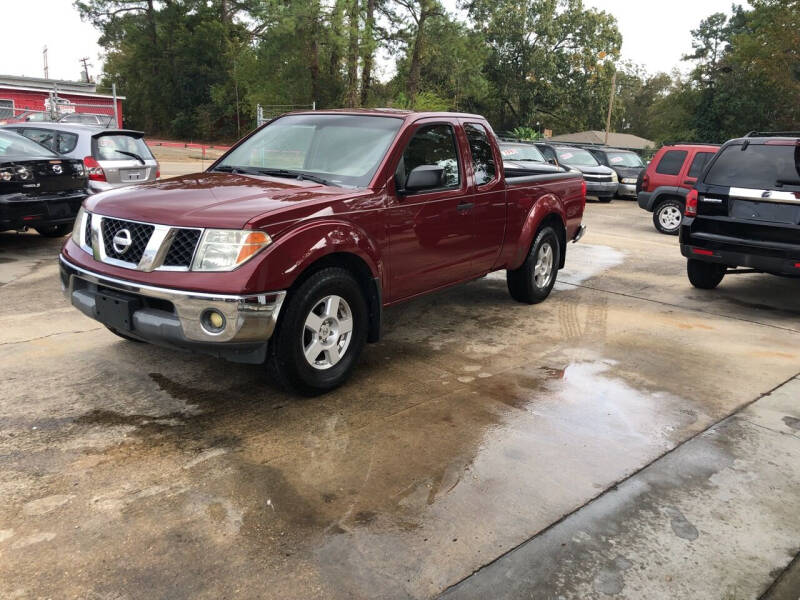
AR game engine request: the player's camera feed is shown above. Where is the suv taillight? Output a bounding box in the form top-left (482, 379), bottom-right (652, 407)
top-left (642, 173), bottom-right (650, 191)
top-left (685, 189), bottom-right (698, 216)
top-left (83, 156), bottom-right (106, 182)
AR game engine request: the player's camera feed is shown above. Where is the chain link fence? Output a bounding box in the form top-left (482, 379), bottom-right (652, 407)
top-left (0, 90), bottom-right (120, 127)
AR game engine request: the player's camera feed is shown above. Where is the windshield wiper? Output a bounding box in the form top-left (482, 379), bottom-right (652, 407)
top-left (111, 149), bottom-right (145, 164)
top-left (253, 168), bottom-right (331, 186)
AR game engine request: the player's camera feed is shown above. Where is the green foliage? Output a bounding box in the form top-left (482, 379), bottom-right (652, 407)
top-left (510, 126), bottom-right (541, 141)
top-left (76, 0), bottom-right (799, 144)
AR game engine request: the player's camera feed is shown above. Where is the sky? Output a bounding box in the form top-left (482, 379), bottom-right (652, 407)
top-left (0, 0), bottom-right (745, 83)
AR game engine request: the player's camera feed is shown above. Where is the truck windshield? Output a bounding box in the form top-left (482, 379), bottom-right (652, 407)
top-left (606, 151), bottom-right (643, 167)
top-left (215, 114), bottom-right (404, 188)
top-left (500, 144), bottom-right (545, 162)
top-left (556, 147), bottom-right (599, 167)
top-left (705, 142), bottom-right (800, 189)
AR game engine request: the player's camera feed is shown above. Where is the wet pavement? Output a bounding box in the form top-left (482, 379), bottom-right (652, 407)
top-left (1, 200), bottom-right (799, 599)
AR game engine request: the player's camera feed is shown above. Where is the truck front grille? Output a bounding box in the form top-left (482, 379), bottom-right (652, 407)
top-left (102, 217), bottom-right (154, 263)
top-left (84, 214), bottom-right (93, 250)
top-left (163, 228), bottom-right (201, 267)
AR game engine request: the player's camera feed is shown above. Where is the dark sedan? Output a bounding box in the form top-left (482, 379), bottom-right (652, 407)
top-left (0, 130), bottom-right (88, 237)
top-left (586, 147), bottom-right (645, 199)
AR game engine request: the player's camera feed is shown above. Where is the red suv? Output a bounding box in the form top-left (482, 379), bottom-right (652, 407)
top-left (637, 144), bottom-right (719, 234)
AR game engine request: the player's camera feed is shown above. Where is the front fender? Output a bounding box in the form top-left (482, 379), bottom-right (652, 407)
top-left (509, 194), bottom-right (566, 270)
top-left (243, 219), bottom-right (382, 292)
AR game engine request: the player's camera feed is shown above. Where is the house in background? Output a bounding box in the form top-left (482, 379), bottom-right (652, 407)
top-left (0, 74), bottom-right (123, 126)
top-left (547, 130), bottom-right (654, 154)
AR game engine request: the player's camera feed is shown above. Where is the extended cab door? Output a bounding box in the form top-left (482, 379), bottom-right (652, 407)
top-left (462, 121), bottom-right (506, 272)
top-left (385, 119), bottom-right (476, 300)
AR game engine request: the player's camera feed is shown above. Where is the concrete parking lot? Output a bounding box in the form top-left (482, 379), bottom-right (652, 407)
top-left (2, 199), bottom-right (799, 599)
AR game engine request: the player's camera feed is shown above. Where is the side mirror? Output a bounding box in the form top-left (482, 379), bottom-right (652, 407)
top-left (547, 158), bottom-right (557, 165)
top-left (403, 165), bottom-right (444, 193)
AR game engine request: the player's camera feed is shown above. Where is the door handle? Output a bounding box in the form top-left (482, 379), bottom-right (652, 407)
top-left (457, 201), bottom-right (474, 212)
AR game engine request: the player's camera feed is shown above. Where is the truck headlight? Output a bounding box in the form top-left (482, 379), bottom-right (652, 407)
top-left (72, 207), bottom-right (87, 246)
top-left (191, 229), bottom-right (271, 271)
top-left (610, 171), bottom-right (619, 183)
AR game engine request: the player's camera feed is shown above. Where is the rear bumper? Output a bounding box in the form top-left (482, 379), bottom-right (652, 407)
top-left (638, 191), bottom-right (654, 211)
top-left (60, 256), bottom-right (286, 364)
top-left (0, 192), bottom-right (86, 230)
top-left (585, 181), bottom-right (617, 198)
top-left (680, 219), bottom-right (800, 275)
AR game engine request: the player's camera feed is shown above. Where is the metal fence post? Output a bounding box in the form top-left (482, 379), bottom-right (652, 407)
top-left (112, 83), bottom-right (120, 127)
top-left (312, 101), bottom-right (316, 111)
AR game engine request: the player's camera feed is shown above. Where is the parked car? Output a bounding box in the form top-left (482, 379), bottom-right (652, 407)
top-left (0, 129), bottom-right (87, 237)
top-left (537, 142), bottom-right (617, 201)
top-left (637, 143), bottom-right (719, 234)
top-left (58, 112), bottom-right (116, 127)
top-left (680, 131), bottom-right (800, 289)
top-left (60, 110), bottom-right (586, 395)
top-left (586, 147), bottom-right (645, 199)
top-left (0, 110), bottom-right (54, 126)
top-left (499, 142), bottom-right (565, 176)
top-left (1, 123), bottom-right (159, 194)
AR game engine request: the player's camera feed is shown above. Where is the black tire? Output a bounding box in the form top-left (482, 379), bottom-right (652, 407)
top-left (507, 226), bottom-right (561, 304)
top-left (35, 223), bottom-right (72, 237)
top-left (653, 198), bottom-right (683, 235)
top-left (105, 325), bottom-right (144, 342)
top-left (598, 196), bottom-right (613, 203)
top-left (267, 267), bottom-right (367, 396)
top-left (687, 259), bottom-right (725, 289)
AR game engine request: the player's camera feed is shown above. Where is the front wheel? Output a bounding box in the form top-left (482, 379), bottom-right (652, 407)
top-left (653, 199), bottom-right (683, 235)
top-left (267, 267), bottom-right (367, 396)
top-left (687, 259), bottom-right (726, 289)
top-left (507, 226), bottom-right (561, 304)
top-left (35, 223), bottom-right (72, 237)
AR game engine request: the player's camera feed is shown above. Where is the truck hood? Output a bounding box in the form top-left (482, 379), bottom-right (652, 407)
top-left (571, 164), bottom-right (614, 176)
top-left (84, 172), bottom-right (360, 229)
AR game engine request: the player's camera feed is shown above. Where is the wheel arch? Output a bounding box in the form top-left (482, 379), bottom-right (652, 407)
top-left (287, 251), bottom-right (383, 344)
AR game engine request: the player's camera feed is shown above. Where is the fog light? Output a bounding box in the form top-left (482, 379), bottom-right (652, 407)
top-left (201, 309), bottom-right (226, 334)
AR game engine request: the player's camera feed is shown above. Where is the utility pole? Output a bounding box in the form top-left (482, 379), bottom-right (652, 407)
top-left (79, 57), bottom-right (92, 82)
top-left (604, 70), bottom-right (617, 146)
top-left (43, 46), bottom-right (49, 79)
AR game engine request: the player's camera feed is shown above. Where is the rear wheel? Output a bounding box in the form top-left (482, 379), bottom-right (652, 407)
top-left (35, 224), bottom-right (72, 237)
top-left (687, 259), bottom-right (725, 289)
top-left (653, 199), bottom-right (683, 235)
top-left (507, 226), bottom-right (561, 304)
top-left (267, 267), bottom-right (367, 396)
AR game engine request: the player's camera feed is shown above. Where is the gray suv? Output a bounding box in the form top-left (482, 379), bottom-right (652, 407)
top-left (0, 123), bottom-right (159, 194)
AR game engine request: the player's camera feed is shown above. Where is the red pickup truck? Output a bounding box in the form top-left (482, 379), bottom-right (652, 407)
top-left (60, 110), bottom-right (586, 394)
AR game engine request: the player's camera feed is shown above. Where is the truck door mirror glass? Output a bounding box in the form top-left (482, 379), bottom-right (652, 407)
top-left (404, 165), bottom-right (444, 192)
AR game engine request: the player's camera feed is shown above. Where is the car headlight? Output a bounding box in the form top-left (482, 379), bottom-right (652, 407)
top-left (72, 207), bottom-right (87, 246)
top-left (610, 171), bottom-right (618, 183)
top-left (191, 229), bottom-right (271, 271)
top-left (622, 177), bottom-right (637, 184)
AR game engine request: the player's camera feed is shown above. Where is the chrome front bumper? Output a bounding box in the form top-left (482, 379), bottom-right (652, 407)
top-left (60, 256), bottom-right (286, 362)
top-left (617, 183), bottom-right (637, 197)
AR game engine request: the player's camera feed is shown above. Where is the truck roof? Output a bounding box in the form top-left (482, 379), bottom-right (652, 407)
top-left (286, 108), bottom-right (486, 121)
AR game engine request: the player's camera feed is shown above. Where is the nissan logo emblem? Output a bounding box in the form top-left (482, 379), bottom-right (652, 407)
top-left (112, 229), bottom-right (133, 254)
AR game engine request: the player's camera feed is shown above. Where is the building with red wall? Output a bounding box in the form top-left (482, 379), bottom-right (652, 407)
top-left (0, 74), bottom-right (124, 126)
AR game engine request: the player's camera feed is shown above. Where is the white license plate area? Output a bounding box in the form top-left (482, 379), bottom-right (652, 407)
top-left (122, 169), bottom-right (146, 182)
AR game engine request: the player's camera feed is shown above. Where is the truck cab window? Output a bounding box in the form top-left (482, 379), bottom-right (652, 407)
top-left (465, 123), bottom-right (496, 186)
top-left (397, 124), bottom-right (460, 190)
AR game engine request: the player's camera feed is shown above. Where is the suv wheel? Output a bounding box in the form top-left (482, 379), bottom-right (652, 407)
top-left (507, 226), bottom-right (561, 304)
top-left (653, 199), bottom-right (683, 235)
top-left (687, 259), bottom-right (725, 289)
top-left (267, 267), bottom-right (367, 396)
